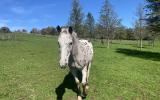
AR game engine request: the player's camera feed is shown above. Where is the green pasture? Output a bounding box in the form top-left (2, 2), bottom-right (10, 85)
top-left (0, 34), bottom-right (160, 100)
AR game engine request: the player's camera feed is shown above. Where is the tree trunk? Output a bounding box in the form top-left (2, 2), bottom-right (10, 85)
top-left (152, 39), bottom-right (155, 47)
top-left (140, 38), bottom-right (143, 49)
top-left (152, 35), bottom-right (156, 47)
top-left (137, 39), bottom-right (139, 47)
top-left (107, 37), bottom-right (110, 48)
top-left (101, 36), bottom-right (104, 45)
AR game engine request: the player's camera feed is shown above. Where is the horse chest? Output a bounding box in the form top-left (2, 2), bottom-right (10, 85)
top-left (75, 48), bottom-right (90, 67)
top-left (70, 40), bottom-right (93, 69)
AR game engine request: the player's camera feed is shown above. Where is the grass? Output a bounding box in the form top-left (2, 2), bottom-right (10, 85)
top-left (0, 34), bottom-right (160, 100)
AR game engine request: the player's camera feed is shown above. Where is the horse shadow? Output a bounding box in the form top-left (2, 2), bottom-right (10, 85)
top-left (55, 72), bottom-right (82, 100)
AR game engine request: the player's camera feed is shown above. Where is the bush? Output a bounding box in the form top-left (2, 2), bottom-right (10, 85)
top-left (0, 27), bottom-right (11, 33)
top-left (40, 26), bottom-right (57, 35)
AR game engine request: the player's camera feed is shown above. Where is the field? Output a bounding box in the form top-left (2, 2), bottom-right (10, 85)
top-left (0, 34), bottom-right (160, 100)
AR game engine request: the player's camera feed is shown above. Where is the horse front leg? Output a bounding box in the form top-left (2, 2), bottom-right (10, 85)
top-left (75, 76), bottom-right (82, 100)
top-left (70, 69), bottom-right (82, 100)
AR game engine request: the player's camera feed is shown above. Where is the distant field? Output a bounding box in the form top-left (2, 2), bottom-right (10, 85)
top-left (0, 34), bottom-right (160, 100)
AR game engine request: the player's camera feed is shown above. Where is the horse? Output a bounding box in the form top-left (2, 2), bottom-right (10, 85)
top-left (57, 26), bottom-right (93, 100)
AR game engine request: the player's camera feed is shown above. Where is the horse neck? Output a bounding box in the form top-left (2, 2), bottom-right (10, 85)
top-left (72, 32), bottom-right (79, 45)
top-left (71, 32), bottom-right (79, 56)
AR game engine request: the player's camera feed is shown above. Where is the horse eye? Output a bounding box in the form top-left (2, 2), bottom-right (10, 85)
top-left (69, 42), bottom-right (72, 45)
top-left (58, 42), bottom-right (60, 47)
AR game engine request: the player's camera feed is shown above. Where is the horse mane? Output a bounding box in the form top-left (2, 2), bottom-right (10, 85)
top-left (72, 32), bottom-right (79, 43)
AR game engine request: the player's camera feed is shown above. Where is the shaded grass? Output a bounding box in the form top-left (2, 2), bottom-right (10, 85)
top-left (116, 48), bottom-right (160, 61)
top-left (0, 34), bottom-right (160, 100)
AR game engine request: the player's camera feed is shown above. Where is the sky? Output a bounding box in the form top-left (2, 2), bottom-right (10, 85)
top-left (0, 0), bottom-right (144, 31)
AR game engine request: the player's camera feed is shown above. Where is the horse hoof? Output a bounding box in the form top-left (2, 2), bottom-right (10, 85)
top-left (77, 95), bottom-right (82, 100)
top-left (81, 93), bottom-right (87, 99)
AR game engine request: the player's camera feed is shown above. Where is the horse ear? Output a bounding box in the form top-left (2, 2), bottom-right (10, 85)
top-left (56, 25), bottom-right (61, 33)
top-left (68, 26), bottom-right (73, 34)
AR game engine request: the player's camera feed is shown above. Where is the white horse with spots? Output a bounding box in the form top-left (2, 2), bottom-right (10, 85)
top-left (57, 26), bottom-right (93, 100)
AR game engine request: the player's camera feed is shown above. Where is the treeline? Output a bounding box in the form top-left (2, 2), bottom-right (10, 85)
top-left (0, 0), bottom-right (159, 48)
top-left (67, 0), bottom-right (160, 48)
top-left (30, 27), bottom-right (57, 35)
top-left (0, 26), bottom-right (57, 40)
top-left (0, 26), bottom-right (57, 35)
top-left (0, 25), bottom-right (152, 40)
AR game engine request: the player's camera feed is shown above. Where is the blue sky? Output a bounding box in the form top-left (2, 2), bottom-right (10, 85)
top-left (0, 0), bottom-right (144, 31)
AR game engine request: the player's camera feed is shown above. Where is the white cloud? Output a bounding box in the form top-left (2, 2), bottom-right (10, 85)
top-left (10, 3), bottom-right (56, 15)
top-left (0, 19), bottom-right (11, 23)
top-left (0, 23), bottom-right (8, 27)
top-left (28, 18), bottom-right (39, 23)
top-left (11, 6), bottom-right (25, 14)
top-left (0, 19), bottom-right (11, 27)
top-left (33, 3), bottom-right (56, 9)
top-left (10, 26), bottom-right (27, 31)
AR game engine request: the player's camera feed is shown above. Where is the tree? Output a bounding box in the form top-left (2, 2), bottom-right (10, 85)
top-left (22, 29), bottom-right (27, 33)
top-left (68, 0), bottom-right (84, 37)
top-left (0, 27), bottom-right (13, 40)
top-left (126, 28), bottom-right (135, 40)
top-left (99, 0), bottom-right (120, 48)
top-left (40, 26), bottom-right (56, 35)
top-left (14, 29), bottom-right (22, 33)
top-left (85, 12), bottom-right (95, 39)
top-left (94, 24), bottom-right (102, 39)
top-left (114, 26), bottom-right (127, 40)
top-left (145, 0), bottom-right (160, 46)
top-left (135, 3), bottom-right (145, 49)
top-left (30, 28), bottom-right (40, 34)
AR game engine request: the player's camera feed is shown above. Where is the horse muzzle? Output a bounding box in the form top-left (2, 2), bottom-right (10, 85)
top-left (60, 66), bottom-right (67, 69)
top-left (59, 63), bottom-right (68, 69)
top-left (59, 58), bottom-right (68, 69)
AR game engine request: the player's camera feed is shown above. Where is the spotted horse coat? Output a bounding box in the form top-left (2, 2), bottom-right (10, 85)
top-left (57, 26), bottom-right (93, 100)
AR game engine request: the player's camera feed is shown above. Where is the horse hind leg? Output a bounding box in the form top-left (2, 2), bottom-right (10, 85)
top-left (87, 63), bottom-right (91, 83)
top-left (85, 63), bottom-right (91, 96)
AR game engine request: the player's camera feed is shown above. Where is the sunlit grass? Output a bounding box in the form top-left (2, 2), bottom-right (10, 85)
top-left (0, 34), bottom-right (160, 100)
